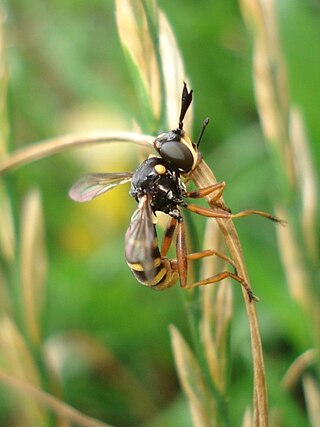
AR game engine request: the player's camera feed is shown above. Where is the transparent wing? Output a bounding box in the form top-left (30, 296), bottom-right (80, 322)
top-left (125, 196), bottom-right (158, 280)
top-left (69, 172), bottom-right (133, 202)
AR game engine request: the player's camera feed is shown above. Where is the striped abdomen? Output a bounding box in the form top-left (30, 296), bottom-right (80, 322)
top-left (124, 211), bottom-right (178, 290)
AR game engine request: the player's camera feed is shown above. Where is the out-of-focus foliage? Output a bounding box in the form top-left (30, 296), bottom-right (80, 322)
top-left (0, 0), bottom-right (319, 426)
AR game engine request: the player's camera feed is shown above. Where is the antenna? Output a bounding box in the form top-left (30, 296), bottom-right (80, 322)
top-left (178, 82), bottom-right (193, 130)
top-left (196, 117), bottom-right (210, 147)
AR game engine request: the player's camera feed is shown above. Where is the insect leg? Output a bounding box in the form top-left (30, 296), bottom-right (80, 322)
top-left (186, 248), bottom-right (236, 268)
top-left (175, 219), bottom-right (188, 288)
top-left (161, 217), bottom-right (177, 256)
top-left (170, 248), bottom-right (235, 269)
top-left (171, 248), bottom-right (236, 276)
top-left (186, 204), bottom-right (284, 224)
top-left (170, 247), bottom-right (257, 301)
top-left (185, 182), bottom-right (230, 212)
top-left (228, 209), bottom-right (286, 224)
top-left (186, 271), bottom-right (258, 302)
top-left (184, 182), bottom-right (226, 202)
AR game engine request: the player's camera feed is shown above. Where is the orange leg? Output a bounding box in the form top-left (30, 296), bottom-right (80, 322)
top-left (186, 203), bottom-right (284, 224)
top-left (171, 248), bottom-right (236, 272)
top-left (229, 209), bottom-right (286, 224)
top-left (183, 182), bottom-right (285, 224)
top-left (185, 271), bottom-right (258, 302)
top-left (170, 247), bottom-right (257, 302)
top-left (175, 220), bottom-right (188, 288)
top-left (184, 182), bottom-right (231, 212)
top-left (185, 181), bottom-right (226, 201)
top-left (186, 248), bottom-right (236, 268)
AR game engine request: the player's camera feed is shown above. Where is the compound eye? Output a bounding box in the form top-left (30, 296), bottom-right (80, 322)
top-left (159, 141), bottom-right (194, 173)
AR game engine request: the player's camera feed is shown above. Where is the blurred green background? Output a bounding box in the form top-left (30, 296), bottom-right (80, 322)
top-left (0, 0), bottom-right (319, 426)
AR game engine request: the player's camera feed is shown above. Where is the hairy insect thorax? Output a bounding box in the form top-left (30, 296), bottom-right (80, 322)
top-left (129, 157), bottom-right (186, 220)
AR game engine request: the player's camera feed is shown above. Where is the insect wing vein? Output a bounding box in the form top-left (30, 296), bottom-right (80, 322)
top-left (125, 197), bottom-right (158, 281)
top-left (69, 172), bottom-right (133, 202)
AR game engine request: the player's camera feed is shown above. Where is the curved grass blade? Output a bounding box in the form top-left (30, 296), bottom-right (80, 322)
top-left (20, 189), bottom-right (47, 346)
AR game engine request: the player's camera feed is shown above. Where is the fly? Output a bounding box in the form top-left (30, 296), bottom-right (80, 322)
top-left (69, 155), bottom-right (283, 301)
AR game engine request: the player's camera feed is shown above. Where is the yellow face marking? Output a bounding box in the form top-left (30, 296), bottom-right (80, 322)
top-left (154, 164), bottom-right (167, 175)
top-left (181, 134), bottom-right (198, 170)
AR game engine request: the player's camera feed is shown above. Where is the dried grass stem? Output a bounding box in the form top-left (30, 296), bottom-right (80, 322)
top-left (0, 370), bottom-right (114, 427)
top-left (0, 131), bottom-right (154, 173)
top-left (191, 159), bottom-right (268, 427)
